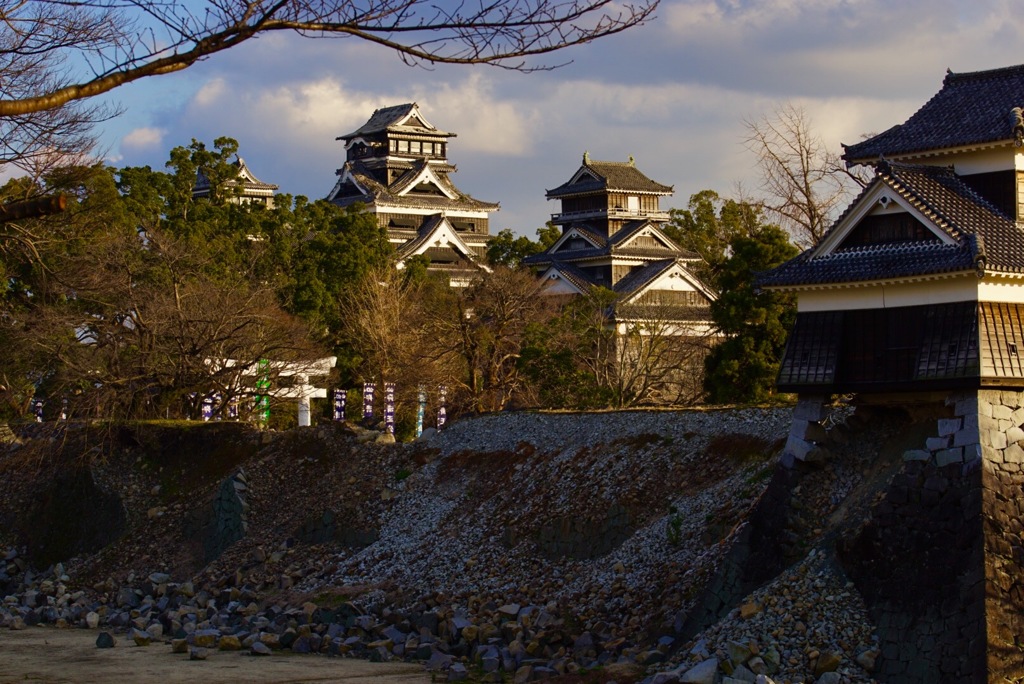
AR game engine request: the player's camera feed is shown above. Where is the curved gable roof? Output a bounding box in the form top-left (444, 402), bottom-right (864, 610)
top-left (843, 64), bottom-right (1024, 163)
top-left (546, 155), bottom-right (673, 199)
top-left (338, 103), bottom-right (454, 141)
top-left (759, 161), bottom-right (1024, 288)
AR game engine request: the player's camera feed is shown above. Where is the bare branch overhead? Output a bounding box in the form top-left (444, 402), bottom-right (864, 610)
top-left (0, 0), bottom-right (658, 117)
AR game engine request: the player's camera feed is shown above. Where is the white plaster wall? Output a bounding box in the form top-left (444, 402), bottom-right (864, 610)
top-left (796, 277), bottom-right (979, 312)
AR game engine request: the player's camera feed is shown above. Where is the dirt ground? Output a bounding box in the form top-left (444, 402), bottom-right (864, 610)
top-left (0, 627), bottom-right (432, 683)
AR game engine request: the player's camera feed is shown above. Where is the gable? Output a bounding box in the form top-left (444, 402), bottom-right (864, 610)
top-left (397, 107), bottom-right (435, 131)
top-left (838, 212), bottom-right (943, 249)
top-left (618, 225), bottom-right (679, 252)
top-left (571, 169), bottom-right (600, 185)
top-left (396, 166), bottom-right (458, 200)
top-left (327, 169), bottom-right (370, 202)
top-left (397, 216), bottom-right (490, 271)
top-left (551, 227), bottom-right (602, 253)
top-left (641, 265), bottom-right (715, 302)
top-left (815, 182), bottom-right (957, 257)
top-left (538, 267), bottom-right (588, 295)
top-left (619, 261), bottom-right (716, 305)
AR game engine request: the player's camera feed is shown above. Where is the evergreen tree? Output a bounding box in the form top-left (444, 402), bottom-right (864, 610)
top-left (703, 224), bottom-right (799, 403)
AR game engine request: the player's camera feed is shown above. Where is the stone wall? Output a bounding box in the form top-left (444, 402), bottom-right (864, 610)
top-left (201, 470), bottom-right (249, 563)
top-left (971, 390), bottom-right (1024, 683)
top-left (834, 389), bottom-right (1024, 684)
top-left (295, 509), bottom-right (379, 548)
top-left (532, 504), bottom-right (633, 560)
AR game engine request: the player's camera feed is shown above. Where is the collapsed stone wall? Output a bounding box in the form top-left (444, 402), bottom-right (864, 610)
top-left (830, 390), bottom-right (1024, 684)
top-left (837, 449), bottom-right (985, 683)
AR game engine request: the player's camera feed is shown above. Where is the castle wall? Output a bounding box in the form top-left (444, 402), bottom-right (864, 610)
top-left (823, 390), bottom-right (1024, 683)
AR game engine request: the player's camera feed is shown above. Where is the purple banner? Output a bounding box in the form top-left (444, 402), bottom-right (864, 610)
top-left (437, 384), bottom-right (447, 430)
top-left (363, 382), bottom-right (375, 420)
top-left (334, 389), bottom-right (347, 422)
top-left (384, 382), bottom-right (396, 435)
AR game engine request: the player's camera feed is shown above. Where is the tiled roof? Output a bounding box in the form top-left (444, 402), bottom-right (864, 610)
top-left (194, 157), bottom-right (278, 193)
top-left (337, 103), bottom-right (454, 140)
top-left (542, 261), bottom-right (596, 294)
top-left (524, 220), bottom-right (695, 267)
top-left (758, 240), bottom-right (976, 288)
top-left (612, 259), bottom-right (676, 297)
top-left (546, 157), bottom-right (673, 198)
top-left (333, 161), bottom-right (499, 212)
top-left (569, 224), bottom-right (609, 248)
top-left (759, 161), bottom-right (1024, 287)
top-left (395, 214), bottom-right (483, 266)
top-left (843, 64), bottom-right (1024, 162)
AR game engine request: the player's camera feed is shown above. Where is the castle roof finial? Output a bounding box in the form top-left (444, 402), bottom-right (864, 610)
top-left (583, 151), bottom-right (590, 164)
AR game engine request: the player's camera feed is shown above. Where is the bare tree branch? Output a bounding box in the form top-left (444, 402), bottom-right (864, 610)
top-left (0, 0), bottom-right (658, 117)
top-left (743, 104), bottom-right (868, 247)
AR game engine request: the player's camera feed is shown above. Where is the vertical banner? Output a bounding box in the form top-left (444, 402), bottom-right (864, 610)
top-left (32, 398), bottom-right (44, 423)
top-left (384, 382), bottom-right (396, 435)
top-left (362, 382), bottom-right (376, 421)
top-left (415, 387), bottom-right (426, 438)
top-left (60, 398), bottom-right (68, 421)
top-left (255, 358), bottom-right (271, 425)
top-left (437, 384), bottom-right (448, 430)
top-left (333, 389), bottom-right (347, 422)
top-left (228, 397), bottom-right (239, 420)
top-left (202, 395), bottom-right (214, 422)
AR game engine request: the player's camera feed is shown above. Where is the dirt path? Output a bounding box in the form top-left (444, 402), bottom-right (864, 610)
top-left (0, 627), bottom-right (432, 683)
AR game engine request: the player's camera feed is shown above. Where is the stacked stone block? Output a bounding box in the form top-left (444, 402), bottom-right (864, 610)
top-left (782, 395), bottom-right (831, 466)
top-left (830, 389), bottom-right (1024, 683)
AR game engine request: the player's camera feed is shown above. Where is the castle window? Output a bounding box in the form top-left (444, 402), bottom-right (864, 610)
top-left (398, 140), bottom-right (409, 153)
top-left (410, 141), bottom-right (421, 153)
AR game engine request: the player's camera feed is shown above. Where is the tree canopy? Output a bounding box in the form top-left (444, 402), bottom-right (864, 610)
top-left (703, 222), bottom-right (799, 404)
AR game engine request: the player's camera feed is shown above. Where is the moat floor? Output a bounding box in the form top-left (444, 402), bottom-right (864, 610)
top-left (0, 626), bottom-right (430, 683)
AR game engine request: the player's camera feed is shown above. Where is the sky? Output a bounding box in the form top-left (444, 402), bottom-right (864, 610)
top-left (94, 0), bottom-right (1024, 239)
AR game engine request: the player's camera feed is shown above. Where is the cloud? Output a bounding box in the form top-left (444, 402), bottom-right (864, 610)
top-left (120, 127), bottom-right (166, 153)
top-left (90, 0), bottom-right (1024, 236)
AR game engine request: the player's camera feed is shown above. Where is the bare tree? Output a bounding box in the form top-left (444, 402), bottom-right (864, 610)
top-left (338, 262), bottom-right (428, 386)
top-left (743, 104), bottom-right (868, 247)
top-left (0, 0), bottom-right (657, 118)
top-left (424, 266), bottom-right (554, 412)
top-left (560, 287), bottom-right (712, 407)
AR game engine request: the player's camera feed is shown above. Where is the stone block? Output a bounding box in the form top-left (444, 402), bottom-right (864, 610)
top-left (784, 434), bottom-right (816, 462)
top-left (903, 449), bottom-right (931, 462)
top-left (978, 396), bottom-right (994, 418)
top-left (954, 394), bottom-right (979, 416)
top-left (937, 418), bottom-right (962, 436)
top-left (1012, 407), bottom-right (1024, 425)
top-left (954, 430), bottom-right (979, 448)
top-left (989, 429), bottom-right (1009, 450)
top-left (1004, 443), bottom-right (1024, 465)
top-left (790, 419), bottom-right (827, 442)
top-left (792, 396), bottom-right (827, 422)
top-left (926, 436), bottom-right (951, 451)
top-left (935, 448), bottom-right (964, 467)
top-left (963, 443), bottom-right (983, 461)
top-left (993, 404), bottom-right (1014, 421)
top-left (1008, 426), bottom-right (1024, 444)
top-left (1002, 390), bottom-right (1024, 408)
